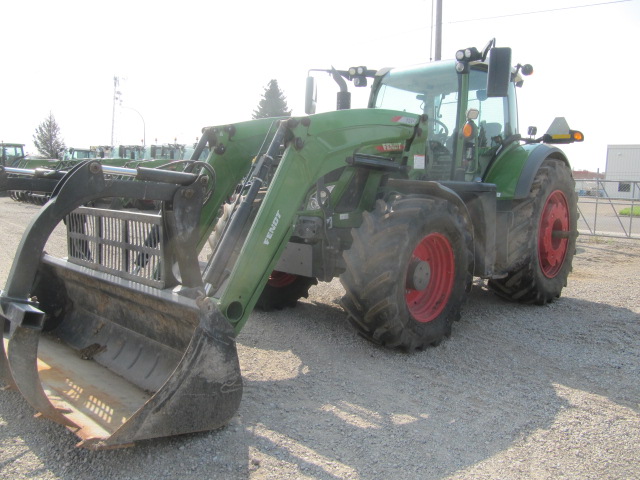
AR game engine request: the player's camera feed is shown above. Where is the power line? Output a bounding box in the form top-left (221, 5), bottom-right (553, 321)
top-left (447, 0), bottom-right (632, 24)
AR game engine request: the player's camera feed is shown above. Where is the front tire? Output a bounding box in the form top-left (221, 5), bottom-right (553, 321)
top-left (340, 196), bottom-right (473, 350)
top-left (255, 272), bottom-right (317, 311)
top-left (488, 157), bottom-right (577, 304)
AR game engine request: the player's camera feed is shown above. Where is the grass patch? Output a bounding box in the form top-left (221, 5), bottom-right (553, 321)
top-left (619, 206), bottom-right (640, 216)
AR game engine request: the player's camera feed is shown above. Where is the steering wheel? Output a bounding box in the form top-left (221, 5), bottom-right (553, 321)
top-left (432, 119), bottom-right (449, 137)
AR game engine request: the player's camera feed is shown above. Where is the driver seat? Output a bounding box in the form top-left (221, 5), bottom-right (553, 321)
top-left (480, 122), bottom-right (503, 147)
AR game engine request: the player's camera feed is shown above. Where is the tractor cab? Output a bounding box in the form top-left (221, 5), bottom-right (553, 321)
top-left (370, 55), bottom-right (520, 182)
top-left (305, 42), bottom-right (524, 183)
top-left (1, 143), bottom-right (25, 167)
top-left (63, 148), bottom-right (97, 161)
top-left (149, 143), bottom-right (186, 160)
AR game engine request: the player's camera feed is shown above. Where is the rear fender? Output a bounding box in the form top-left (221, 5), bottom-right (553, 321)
top-left (513, 144), bottom-right (569, 199)
top-left (484, 143), bottom-right (569, 200)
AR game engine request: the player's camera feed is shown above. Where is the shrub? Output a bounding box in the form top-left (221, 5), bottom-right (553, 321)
top-left (619, 206), bottom-right (640, 216)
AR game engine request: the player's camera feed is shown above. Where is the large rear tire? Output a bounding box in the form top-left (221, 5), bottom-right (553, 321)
top-left (488, 158), bottom-right (577, 304)
top-left (340, 196), bottom-right (473, 350)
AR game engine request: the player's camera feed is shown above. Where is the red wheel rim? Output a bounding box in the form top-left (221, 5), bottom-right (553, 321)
top-left (405, 233), bottom-right (455, 323)
top-left (538, 190), bottom-right (570, 278)
top-left (267, 271), bottom-right (298, 288)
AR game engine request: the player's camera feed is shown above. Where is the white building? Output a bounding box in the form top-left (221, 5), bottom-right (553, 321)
top-left (604, 145), bottom-right (640, 199)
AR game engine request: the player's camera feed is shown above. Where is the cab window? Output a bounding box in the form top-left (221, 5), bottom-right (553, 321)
top-left (468, 68), bottom-right (518, 148)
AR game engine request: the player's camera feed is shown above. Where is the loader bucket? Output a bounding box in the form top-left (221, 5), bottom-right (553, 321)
top-left (2, 261), bottom-right (242, 449)
top-left (0, 161), bottom-right (243, 449)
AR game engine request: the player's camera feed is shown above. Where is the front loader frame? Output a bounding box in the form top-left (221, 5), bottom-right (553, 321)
top-left (0, 113), bottom-right (426, 448)
top-left (208, 111), bottom-right (425, 332)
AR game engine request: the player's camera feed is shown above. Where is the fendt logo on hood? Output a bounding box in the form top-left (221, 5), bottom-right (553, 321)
top-left (263, 210), bottom-right (282, 245)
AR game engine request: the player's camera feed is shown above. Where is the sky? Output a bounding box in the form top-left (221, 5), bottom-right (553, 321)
top-left (2, 0), bottom-right (638, 172)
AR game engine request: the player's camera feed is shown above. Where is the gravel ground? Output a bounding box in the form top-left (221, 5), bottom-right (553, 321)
top-left (1, 196), bottom-right (639, 479)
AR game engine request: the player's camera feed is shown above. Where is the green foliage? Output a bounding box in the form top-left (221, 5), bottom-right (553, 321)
top-left (619, 206), bottom-right (640, 216)
top-left (252, 80), bottom-right (291, 119)
top-left (33, 112), bottom-right (65, 158)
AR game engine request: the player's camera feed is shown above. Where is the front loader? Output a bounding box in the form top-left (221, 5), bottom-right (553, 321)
top-left (0, 40), bottom-right (583, 449)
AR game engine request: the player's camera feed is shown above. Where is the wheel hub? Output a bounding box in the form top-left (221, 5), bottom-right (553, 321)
top-left (538, 190), bottom-right (570, 278)
top-left (405, 232), bottom-right (455, 323)
top-left (406, 260), bottom-right (431, 291)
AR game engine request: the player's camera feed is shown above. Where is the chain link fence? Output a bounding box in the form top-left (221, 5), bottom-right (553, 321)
top-left (575, 179), bottom-right (640, 239)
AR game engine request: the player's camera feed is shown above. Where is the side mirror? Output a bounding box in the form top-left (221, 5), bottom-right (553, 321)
top-left (487, 47), bottom-right (511, 97)
top-left (305, 76), bottom-right (317, 115)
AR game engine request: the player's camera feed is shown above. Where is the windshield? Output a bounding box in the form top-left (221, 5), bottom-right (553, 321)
top-left (74, 150), bottom-right (94, 159)
top-left (1, 145), bottom-right (24, 158)
top-left (373, 62), bottom-right (517, 144)
top-left (372, 61), bottom-right (518, 181)
top-left (373, 61), bottom-right (460, 141)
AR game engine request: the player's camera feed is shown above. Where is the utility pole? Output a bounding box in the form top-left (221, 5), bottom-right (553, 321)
top-left (434, 0), bottom-right (442, 61)
top-left (111, 76), bottom-right (122, 148)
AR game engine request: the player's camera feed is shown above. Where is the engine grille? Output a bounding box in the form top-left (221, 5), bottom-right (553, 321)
top-left (65, 207), bottom-right (165, 288)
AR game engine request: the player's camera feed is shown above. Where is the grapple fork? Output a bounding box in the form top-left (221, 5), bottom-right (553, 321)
top-left (0, 161), bottom-right (242, 449)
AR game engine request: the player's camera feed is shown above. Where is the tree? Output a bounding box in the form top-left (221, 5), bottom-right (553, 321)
top-left (252, 80), bottom-right (291, 119)
top-left (33, 112), bottom-right (65, 158)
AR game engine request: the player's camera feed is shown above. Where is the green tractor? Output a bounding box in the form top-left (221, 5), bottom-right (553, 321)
top-left (0, 40), bottom-right (582, 449)
top-left (0, 143), bottom-right (26, 167)
top-left (0, 143), bottom-right (26, 197)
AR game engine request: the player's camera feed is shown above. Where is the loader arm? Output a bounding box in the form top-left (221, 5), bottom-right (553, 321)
top-left (192, 117), bottom-right (289, 251)
top-left (213, 109), bottom-right (424, 332)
